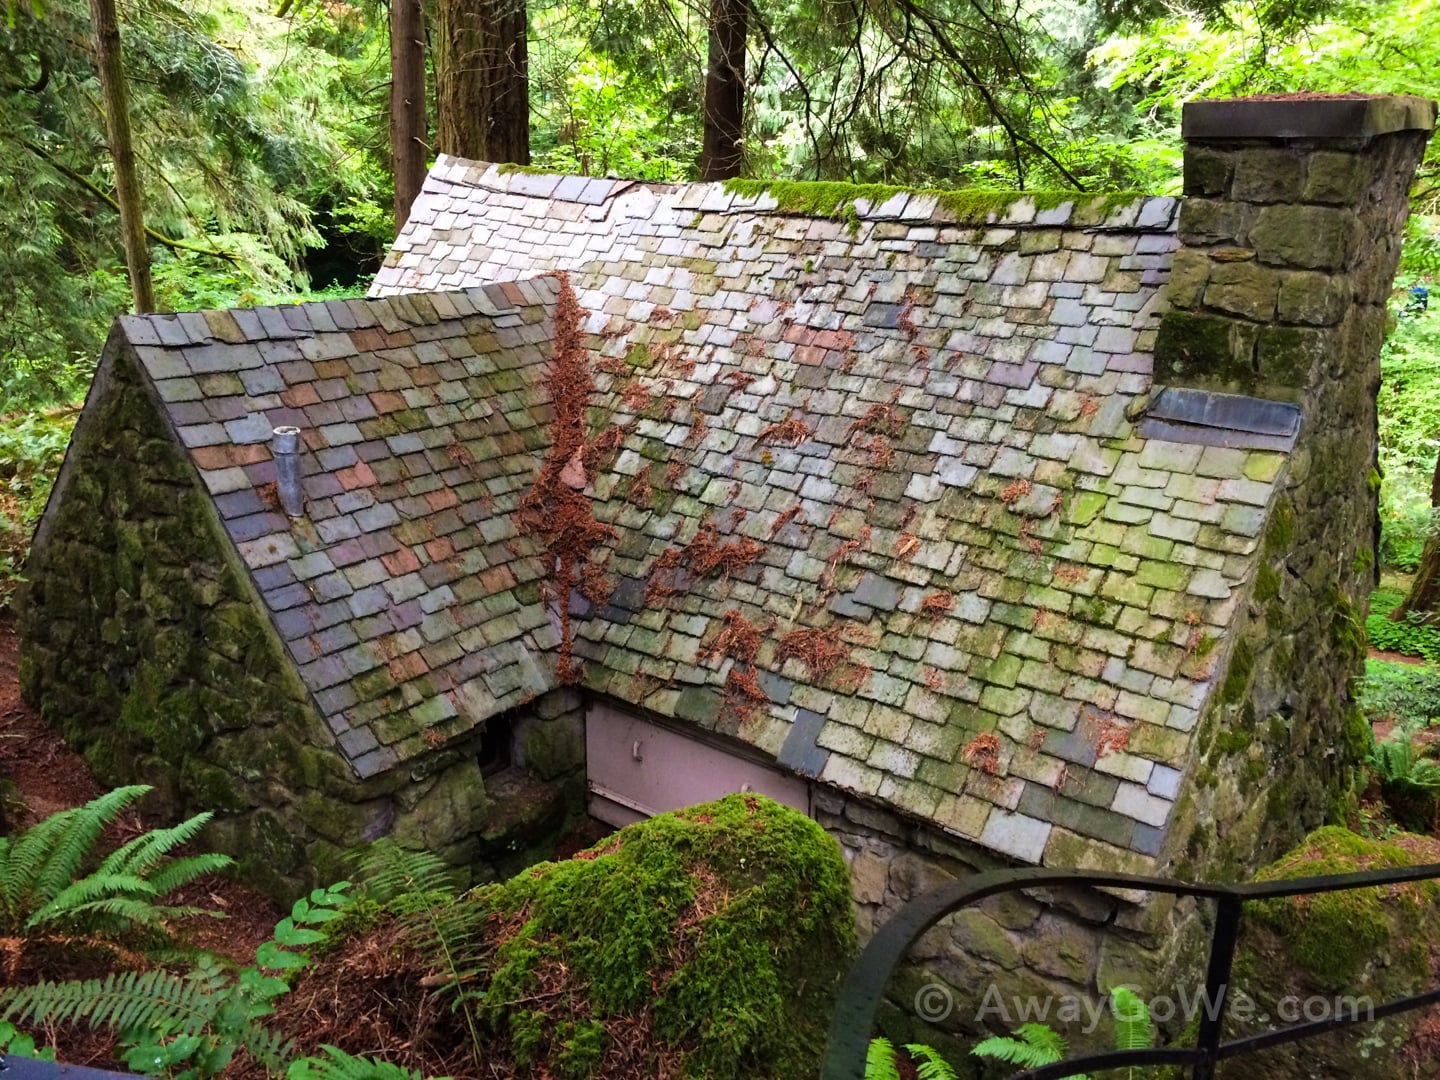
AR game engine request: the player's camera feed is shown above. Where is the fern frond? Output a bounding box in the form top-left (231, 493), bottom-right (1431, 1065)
top-left (30, 786), bottom-right (151, 905)
top-left (1, 968), bottom-right (210, 1035)
top-left (973, 1023), bottom-right (1068, 1069)
top-left (904, 1043), bottom-right (959, 1080)
top-left (1110, 987), bottom-right (1152, 1052)
top-left (351, 841), bottom-right (460, 904)
top-left (24, 874), bottom-right (157, 931)
top-left (97, 811), bottom-right (214, 880)
top-left (864, 1037), bottom-right (901, 1080)
top-left (286, 1044), bottom-right (438, 1079)
top-left (145, 853), bottom-right (235, 897)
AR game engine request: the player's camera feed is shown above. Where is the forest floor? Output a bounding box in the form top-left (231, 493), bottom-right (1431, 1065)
top-left (0, 611), bottom-right (281, 1066)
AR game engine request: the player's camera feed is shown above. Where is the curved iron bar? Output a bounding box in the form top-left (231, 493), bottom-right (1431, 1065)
top-left (821, 862), bottom-right (1440, 1080)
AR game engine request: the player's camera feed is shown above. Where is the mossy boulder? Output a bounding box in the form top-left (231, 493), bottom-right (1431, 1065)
top-left (1229, 826), bottom-right (1440, 1078)
top-left (333, 793), bottom-right (852, 1079)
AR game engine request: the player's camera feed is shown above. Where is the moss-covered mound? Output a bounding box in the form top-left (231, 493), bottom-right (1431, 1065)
top-left (284, 793), bottom-right (855, 1079)
top-left (1230, 826), bottom-right (1440, 1079)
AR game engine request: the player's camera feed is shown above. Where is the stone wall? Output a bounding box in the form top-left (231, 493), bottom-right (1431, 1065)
top-left (1155, 98), bottom-right (1435, 882)
top-left (19, 340), bottom-right (587, 900)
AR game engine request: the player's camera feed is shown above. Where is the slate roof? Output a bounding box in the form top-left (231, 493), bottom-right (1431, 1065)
top-left (96, 157), bottom-right (1302, 872)
top-left (361, 158), bottom-right (1298, 869)
top-left (116, 283), bottom-right (565, 779)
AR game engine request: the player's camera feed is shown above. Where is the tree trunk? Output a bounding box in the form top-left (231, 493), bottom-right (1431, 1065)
top-left (436, 0), bottom-right (529, 164)
top-left (700, 0), bottom-right (749, 181)
top-left (390, 0), bottom-right (427, 236)
top-left (1393, 455), bottom-right (1440, 620)
top-left (87, 0), bottom-right (153, 313)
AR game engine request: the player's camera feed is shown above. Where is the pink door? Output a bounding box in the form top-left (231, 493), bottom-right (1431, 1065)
top-left (586, 702), bottom-right (811, 827)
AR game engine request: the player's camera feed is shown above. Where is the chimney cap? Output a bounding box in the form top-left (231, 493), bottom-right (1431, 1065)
top-left (1182, 94), bottom-right (1436, 141)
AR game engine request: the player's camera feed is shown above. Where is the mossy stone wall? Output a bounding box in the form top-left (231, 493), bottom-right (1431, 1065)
top-left (19, 342), bottom-right (585, 900)
top-left (1160, 126), bottom-right (1433, 885)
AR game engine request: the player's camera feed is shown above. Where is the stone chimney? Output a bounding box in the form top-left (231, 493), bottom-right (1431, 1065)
top-left (1155, 95), bottom-right (1435, 401)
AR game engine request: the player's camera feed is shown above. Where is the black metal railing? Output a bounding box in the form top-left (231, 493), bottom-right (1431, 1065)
top-left (821, 863), bottom-right (1440, 1080)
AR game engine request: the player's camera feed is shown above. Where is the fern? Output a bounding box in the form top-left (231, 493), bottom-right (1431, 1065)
top-left (0, 881), bottom-right (352, 1078)
top-left (350, 840), bottom-right (460, 907)
top-left (0, 785), bottom-right (234, 956)
top-left (973, 1023), bottom-right (1072, 1070)
top-left (905, 1042), bottom-right (960, 1080)
top-left (287, 1044), bottom-right (448, 1079)
top-left (864, 1036), bottom-right (902, 1080)
top-left (1111, 987), bottom-right (1152, 1053)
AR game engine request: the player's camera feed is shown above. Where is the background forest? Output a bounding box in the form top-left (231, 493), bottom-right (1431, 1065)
top-left (0, 0), bottom-right (1437, 599)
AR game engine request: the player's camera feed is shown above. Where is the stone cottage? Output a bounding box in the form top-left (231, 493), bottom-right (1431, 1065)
top-left (19, 95), bottom-right (1435, 1034)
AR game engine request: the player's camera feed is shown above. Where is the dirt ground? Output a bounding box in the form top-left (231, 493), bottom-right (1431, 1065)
top-left (0, 611), bottom-right (280, 990)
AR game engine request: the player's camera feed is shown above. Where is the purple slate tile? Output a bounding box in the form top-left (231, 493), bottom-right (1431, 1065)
top-left (252, 563), bottom-right (297, 591)
top-left (214, 489), bottom-right (266, 519)
top-left (242, 367), bottom-right (286, 395)
top-left (359, 532), bottom-right (399, 557)
top-left (316, 517), bottom-right (362, 544)
top-left (315, 378), bottom-right (350, 401)
top-left (305, 473), bottom-right (345, 499)
top-left (315, 683), bottom-right (359, 715)
top-left (985, 360), bottom-right (1040, 389)
top-left (232, 308), bottom-right (267, 342)
top-left (259, 340), bottom-right (304, 364)
top-left (317, 446), bottom-right (360, 471)
top-left (327, 538), bottom-right (369, 567)
top-left (256, 305), bottom-right (301, 339)
top-left (265, 407), bottom-right (307, 429)
top-left (243, 460), bottom-right (278, 486)
top-left (153, 314), bottom-right (192, 346)
top-left (312, 599), bottom-right (354, 631)
top-left (273, 607), bottom-right (316, 640)
top-left (313, 622), bottom-right (360, 655)
top-left (229, 512), bottom-right (290, 543)
top-left (337, 726), bottom-right (380, 758)
top-left (356, 440), bottom-right (391, 463)
top-left (263, 582), bottom-right (312, 612)
top-left (352, 746), bottom-right (398, 779)
top-left (307, 401), bottom-right (345, 426)
top-left (390, 600), bottom-right (424, 631)
top-left (348, 584), bottom-right (391, 618)
top-left (341, 397), bottom-right (378, 422)
top-left (280, 305), bottom-right (315, 334)
top-left (312, 571), bottom-right (355, 603)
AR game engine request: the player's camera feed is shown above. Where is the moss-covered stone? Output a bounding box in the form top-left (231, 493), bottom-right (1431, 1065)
top-left (397, 794), bottom-right (856, 1079)
top-left (1233, 827), bottom-right (1440, 1078)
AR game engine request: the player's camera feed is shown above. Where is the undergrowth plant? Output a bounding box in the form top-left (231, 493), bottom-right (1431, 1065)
top-left (1367, 727), bottom-right (1440, 832)
top-left (1, 881), bottom-right (351, 1078)
top-left (0, 784), bottom-right (231, 971)
top-left (287, 1045), bottom-right (445, 1079)
top-left (1365, 591), bottom-right (1440, 662)
top-left (865, 987), bottom-right (1153, 1080)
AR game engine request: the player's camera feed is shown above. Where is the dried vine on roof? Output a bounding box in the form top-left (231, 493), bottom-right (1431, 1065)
top-left (512, 270), bottom-right (619, 684)
top-left (698, 610), bottom-right (773, 666)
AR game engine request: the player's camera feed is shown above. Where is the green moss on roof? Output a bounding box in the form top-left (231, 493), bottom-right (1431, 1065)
top-left (722, 177), bottom-right (1146, 224)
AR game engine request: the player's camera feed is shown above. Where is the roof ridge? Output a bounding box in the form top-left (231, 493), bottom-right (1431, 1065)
top-left (422, 153), bottom-right (1177, 231)
top-left (117, 282), bottom-right (559, 349)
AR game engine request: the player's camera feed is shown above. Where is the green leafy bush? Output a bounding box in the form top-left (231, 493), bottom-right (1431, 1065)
top-left (0, 408), bottom-right (77, 600)
top-left (1358, 658), bottom-right (1440, 726)
top-left (1, 881), bottom-right (351, 1078)
top-left (1365, 591), bottom-right (1440, 662)
top-left (1368, 730), bottom-right (1440, 833)
top-left (0, 784), bottom-right (231, 956)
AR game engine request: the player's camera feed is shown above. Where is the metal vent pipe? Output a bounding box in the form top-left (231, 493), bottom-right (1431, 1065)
top-left (271, 426), bottom-right (304, 518)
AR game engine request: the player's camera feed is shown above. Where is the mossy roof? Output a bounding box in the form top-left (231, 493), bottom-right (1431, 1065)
top-left (81, 156), bottom-right (1302, 870)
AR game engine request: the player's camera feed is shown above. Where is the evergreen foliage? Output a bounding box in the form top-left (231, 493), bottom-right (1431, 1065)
top-left (0, 784), bottom-right (230, 949)
top-left (1, 880), bottom-right (352, 1078)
